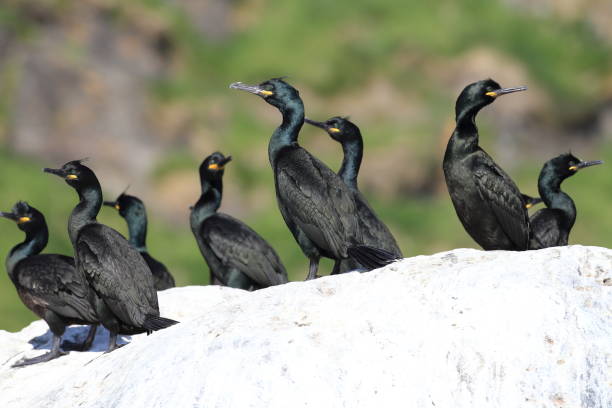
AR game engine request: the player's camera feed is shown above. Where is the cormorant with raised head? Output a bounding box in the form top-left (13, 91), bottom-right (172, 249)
top-left (529, 153), bottom-right (603, 249)
top-left (190, 152), bottom-right (288, 289)
top-left (0, 201), bottom-right (99, 366)
top-left (443, 79), bottom-right (529, 250)
top-left (304, 116), bottom-right (403, 273)
top-left (230, 78), bottom-right (396, 279)
top-left (104, 193), bottom-right (175, 290)
top-left (44, 160), bottom-right (178, 351)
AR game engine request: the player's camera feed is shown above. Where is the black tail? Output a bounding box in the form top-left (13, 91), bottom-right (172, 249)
top-left (143, 315), bottom-right (179, 332)
top-left (347, 245), bottom-right (398, 270)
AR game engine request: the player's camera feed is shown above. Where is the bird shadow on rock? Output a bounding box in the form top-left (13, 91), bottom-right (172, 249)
top-left (28, 325), bottom-right (131, 353)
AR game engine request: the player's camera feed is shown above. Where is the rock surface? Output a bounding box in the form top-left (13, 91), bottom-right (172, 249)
top-left (0, 246), bottom-right (610, 408)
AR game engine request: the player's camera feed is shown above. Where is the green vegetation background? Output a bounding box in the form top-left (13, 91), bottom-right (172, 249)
top-left (0, 0), bottom-right (611, 330)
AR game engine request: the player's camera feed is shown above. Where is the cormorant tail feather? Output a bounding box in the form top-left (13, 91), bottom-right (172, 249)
top-left (347, 245), bottom-right (397, 270)
top-left (143, 315), bottom-right (179, 332)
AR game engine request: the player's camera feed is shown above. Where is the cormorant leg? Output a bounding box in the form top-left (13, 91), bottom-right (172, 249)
top-left (331, 260), bottom-right (341, 275)
top-left (305, 258), bottom-right (319, 280)
top-left (12, 334), bottom-right (67, 367)
top-left (60, 325), bottom-right (98, 351)
top-left (105, 331), bottom-right (125, 353)
top-left (80, 325), bottom-right (98, 351)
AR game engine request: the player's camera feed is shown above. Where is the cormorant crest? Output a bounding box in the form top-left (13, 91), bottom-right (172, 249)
top-left (13, 201), bottom-right (30, 215)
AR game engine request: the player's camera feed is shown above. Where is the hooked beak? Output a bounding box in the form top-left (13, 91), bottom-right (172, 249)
top-left (0, 211), bottom-right (18, 222)
top-left (220, 155), bottom-right (233, 166)
top-left (229, 82), bottom-right (273, 97)
top-left (43, 167), bottom-right (65, 177)
top-left (570, 160), bottom-right (604, 171)
top-left (304, 118), bottom-right (341, 134)
top-left (486, 86), bottom-right (527, 98)
top-left (304, 118), bottom-right (328, 130)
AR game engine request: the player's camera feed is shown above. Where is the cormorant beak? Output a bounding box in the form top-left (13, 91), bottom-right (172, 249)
top-left (526, 198), bottom-right (542, 209)
top-left (229, 82), bottom-right (273, 97)
top-left (485, 86), bottom-right (527, 98)
top-left (569, 160), bottom-right (604, 171)
top-left (43, 167), bottom-right (66, 177)
top-left (304, 118), bottom-right (341, 134)
top-left (220, 156), bottom-right (232, 166)
top-left (103, 201), bottom-right (120, 210)
top-left (0, 211), bottom-right (19, 222)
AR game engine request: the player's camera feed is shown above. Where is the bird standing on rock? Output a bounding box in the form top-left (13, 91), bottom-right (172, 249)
top-left (443, 79), bottom-right (529, 250)
top-left (529, 153), bottom-right (603, 249)
top-left (190, 152), bottom-right (288, 290)
top-left (231, 78), bottom-right (396, 279)
top-left (44, 160), bottom-right (178, 352)
top-left (0, 201), bottom-right (99, 366)
top-left (104, 193), bottom-right (176, 291)
top-left (304, 116), bottom-right (402, 273)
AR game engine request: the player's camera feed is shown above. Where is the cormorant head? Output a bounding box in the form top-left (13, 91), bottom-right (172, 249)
top-left (0, 201), bottom-right (45, 233)
top-left (455, 79), bottom-right (527, 119)
top-left (199, 152), bottom-right (232, 182)
top-left (230, 78), bottom-right (301, 110)
top-left (543, 153), bottom-right (603, 181)
top-left (304, 116), bottom-right (361, 144)
top-left (104, 193), bottom-right (145, 220)
top-left (43, 159), bottom-right (99, 191)
top-left (521, 194), bottom-right (543, 209)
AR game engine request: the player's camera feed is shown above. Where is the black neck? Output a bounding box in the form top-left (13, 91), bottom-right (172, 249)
top-left (538, 171), bottom-right (576, 228)
top-left (338, 137), bottom-right (363, 191)
top-left (190, 179), bottom-right (222, 231)
top-left (6, 226), bottom-right (48, 279)
top-left (268, 99), bottom-right (305, 165)
top-left (450, 107), bottom-right (480, 154)
top-left (68, 184), bottom-right (102, 245)
top-left (125, 213), bottom-right (147, 252)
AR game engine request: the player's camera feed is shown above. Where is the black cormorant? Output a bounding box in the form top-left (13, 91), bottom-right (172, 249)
top-left (230, 78), bottom-right (396, 279)
top-left (190, 152), bottom-right (288, 289)
top-left (103, 193), bottom-right (176, 290)
top-left (0, 201), bottom-right (99, 366)
top-left (529, 153), bottom-right (603, 249)
top-left (304, 116), bottom-right (403, 273)
top-left (443, 79), bottom-right (529, 250)
top-left (44, 160), bottom-right (178, 351)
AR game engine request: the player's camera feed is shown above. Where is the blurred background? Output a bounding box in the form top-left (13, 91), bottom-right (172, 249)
top-left (0, 0), bottom-right (611, 330)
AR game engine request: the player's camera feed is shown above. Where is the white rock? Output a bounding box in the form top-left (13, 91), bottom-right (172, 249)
top-left (0, 246), bottom-right (610, 408)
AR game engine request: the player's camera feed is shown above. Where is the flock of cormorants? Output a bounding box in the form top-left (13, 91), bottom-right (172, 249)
top-left (1, 77), bottom-right (602, 367)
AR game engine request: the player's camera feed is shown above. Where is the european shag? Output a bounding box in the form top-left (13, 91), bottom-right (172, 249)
top-left (103, 193), bottom-right (176, 291)
top-left (0, 201), bottom-right (99, 367)
top-left (529, 153), bottom-right (603, 249)
top-left (230, 78), bottom-right (396, 279)
top-left (304, 116), bottom-right (403, 274)
top-left (44, 160), bottom-right (178, 351)
top-left (443, 79), bottom-right (529, 250)
top-left (190, 152), bottom-right (288, 289)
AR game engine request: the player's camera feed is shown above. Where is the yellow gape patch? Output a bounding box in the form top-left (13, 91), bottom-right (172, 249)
top-left (66, 174), bottom-right (78, 180)
top-left (115, 204), bottom-right (121, 211)
top-left (485, 91), bottom-right (498, 98)
top-left (208, 163), bottom-right (224, 171)
top-left (18, 216), bottom-right (30, 224)
top-left (259, 90), bottom-right (274, 96)
top-left (525, 203), bottom-right (533, 209)
top-left (329, 128), bottom-right (341, 133)
top-left (568, 166), bottom-right (578, 171)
